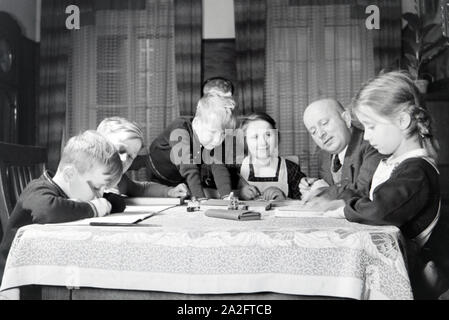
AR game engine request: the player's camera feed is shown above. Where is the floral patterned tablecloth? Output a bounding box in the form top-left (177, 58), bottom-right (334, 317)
top-left (0, 207), bottom-right (413, 300)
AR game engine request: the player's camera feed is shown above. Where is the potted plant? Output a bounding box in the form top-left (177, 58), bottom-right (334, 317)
top-left (402, 2), bottom-right (449, 93)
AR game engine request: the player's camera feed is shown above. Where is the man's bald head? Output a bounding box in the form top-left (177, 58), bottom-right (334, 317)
top-left (304, 99), bottom-right (345, 121)
top-left (303, 99), bottom-right (352, 154)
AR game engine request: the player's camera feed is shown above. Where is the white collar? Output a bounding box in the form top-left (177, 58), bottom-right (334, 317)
top-left (383, 148), bottom-right (428, 167)
top-left (337, 146), bottom-right (348, 164)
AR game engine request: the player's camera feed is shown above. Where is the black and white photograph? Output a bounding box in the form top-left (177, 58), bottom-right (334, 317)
top-left (0, 0), bottom-right (449, 305)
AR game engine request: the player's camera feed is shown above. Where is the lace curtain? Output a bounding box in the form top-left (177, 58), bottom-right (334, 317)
top-left (265, 0), bottom-right (376, 176)
top-left (39, 0), bottom-right (72, 171)
top-left (67, 0), bottom-right (179, 155)
top-left (234, 0), bottom-right (267, 114)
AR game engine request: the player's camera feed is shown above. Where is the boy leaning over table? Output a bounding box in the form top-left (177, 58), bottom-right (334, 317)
top-left (0, 130), bottom-right (123, 286)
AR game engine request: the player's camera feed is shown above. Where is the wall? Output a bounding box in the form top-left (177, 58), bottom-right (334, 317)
top-left (0, 0), bottom-right (41, 145)
top-left (402, 0), bottom-right (416, 14)
top-left (202, 0), bottom-right (235, 39)
top-left (0, 0), bottom-right (41, 41)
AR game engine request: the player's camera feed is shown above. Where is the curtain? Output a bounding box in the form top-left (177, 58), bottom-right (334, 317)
top-left (65, 0), bottom-right (179, 182)
top-left (353, 0), bottom-right (402, 73)
top-left (234, 0), bottom-right (267, 114)
top-left (174, 0), bottom-right (202, 116)
top-left (39, 0), bottom-right (72, 171)
top-left (265, 0), bottom-right (376, 177)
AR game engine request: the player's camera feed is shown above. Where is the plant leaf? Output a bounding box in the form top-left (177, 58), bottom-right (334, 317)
top-left (422, 45), bottom-right (449, 63)
top-left (407, 66), bottom-right (418, 79)
top-left (403, 38), bottom-right (420, 53)
top-left (402, 13), bottom-right (421, 31)
top-left (422, 23), bottom-right (440, 38)
top-left (421, 37), bottom-right (449, 60)
top-left (404, 53), bottom-right (418, 65)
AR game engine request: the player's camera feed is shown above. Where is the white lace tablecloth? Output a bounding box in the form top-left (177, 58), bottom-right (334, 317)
top-left (0, 206), bottom-right (413, 300)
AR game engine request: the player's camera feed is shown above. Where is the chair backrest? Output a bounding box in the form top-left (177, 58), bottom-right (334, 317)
top-left (0, 142), bottom-right (47, 235)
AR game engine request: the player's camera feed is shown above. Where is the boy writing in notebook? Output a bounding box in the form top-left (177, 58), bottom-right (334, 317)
top-left (0, 130), bottom-right (123, 283)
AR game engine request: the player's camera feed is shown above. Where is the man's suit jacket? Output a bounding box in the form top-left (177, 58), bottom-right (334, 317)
top-left (318, 127), bottom-right (383, 201)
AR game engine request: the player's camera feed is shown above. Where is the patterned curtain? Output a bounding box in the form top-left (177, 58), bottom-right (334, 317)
top-left (40, 0), bottom-right (179, 174)
top-left (265, 0), bottom-right (376, 176)
top-left (353, 0), bottom-right (402, 73)
top-left (234, 0), bottom-right (267, 114)
top-left (174, 0), bottom-right (202, 116)
top-left (39, 0), bottom-right (72, 171)
top-left (66, 0), bottom-right (179, 155)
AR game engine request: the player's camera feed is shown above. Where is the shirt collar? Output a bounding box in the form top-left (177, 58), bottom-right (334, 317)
top-left (43, 170), bottom-right (69, 198)
top-left (383, 148), bottom-right (428, 167)
top-left (337, 146), bottom-right (348, 164)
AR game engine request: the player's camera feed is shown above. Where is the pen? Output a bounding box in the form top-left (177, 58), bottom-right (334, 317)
top-left (89, 204), bottom-right (183, 227)
top-left (303, 177), bottom-right (314, 187)
top-left (89, 222), bottom-right (161, 227)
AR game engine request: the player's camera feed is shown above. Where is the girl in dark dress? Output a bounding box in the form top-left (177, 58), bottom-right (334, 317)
top-left (320, 71), bottom-right (447, 298)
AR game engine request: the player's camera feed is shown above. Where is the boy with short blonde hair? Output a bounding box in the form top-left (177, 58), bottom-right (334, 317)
top-left (148, 95), bottom-right (236, 199)
top-left (0, 130), bottom-right (123, 283)
top-left (202, 77), bottom-right (234, 97)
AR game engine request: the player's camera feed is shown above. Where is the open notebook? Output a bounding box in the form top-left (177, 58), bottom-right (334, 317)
top-left (274, 204), bottom-right (325, 217)
top-left (124, 197), bottom-right (185, 206)
top-left (88, 204), bottom-right (180, 226)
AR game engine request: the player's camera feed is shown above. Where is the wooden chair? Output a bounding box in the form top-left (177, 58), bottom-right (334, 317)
top-left (0, 142), bottom-right (47, 238)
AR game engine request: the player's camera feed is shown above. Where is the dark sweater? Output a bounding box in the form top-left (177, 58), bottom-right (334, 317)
top-left (0, 171), bottom-right (96, 283)
top-left (148, 118), bottom-right (232, 198)
top-left (344, 158), bottom-right (442, 263)
top-left (344, 158), bottom-right (440, 238)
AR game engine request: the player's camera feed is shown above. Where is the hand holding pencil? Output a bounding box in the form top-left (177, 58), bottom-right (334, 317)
top-left (237, 173), bottom-right (262, 200)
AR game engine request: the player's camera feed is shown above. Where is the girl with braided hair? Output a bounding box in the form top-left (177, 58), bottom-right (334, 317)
top-left (320, 71), bottom-right (447, 298)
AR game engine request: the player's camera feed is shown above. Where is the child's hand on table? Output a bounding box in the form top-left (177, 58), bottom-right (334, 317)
top-left (89, 198), bottom-right (112, 217)
top-left (168, 183), bottom-right (189, 198)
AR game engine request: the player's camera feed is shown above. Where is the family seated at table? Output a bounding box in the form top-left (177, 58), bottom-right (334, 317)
top-left (0, 71), bottom-right (448, 299)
